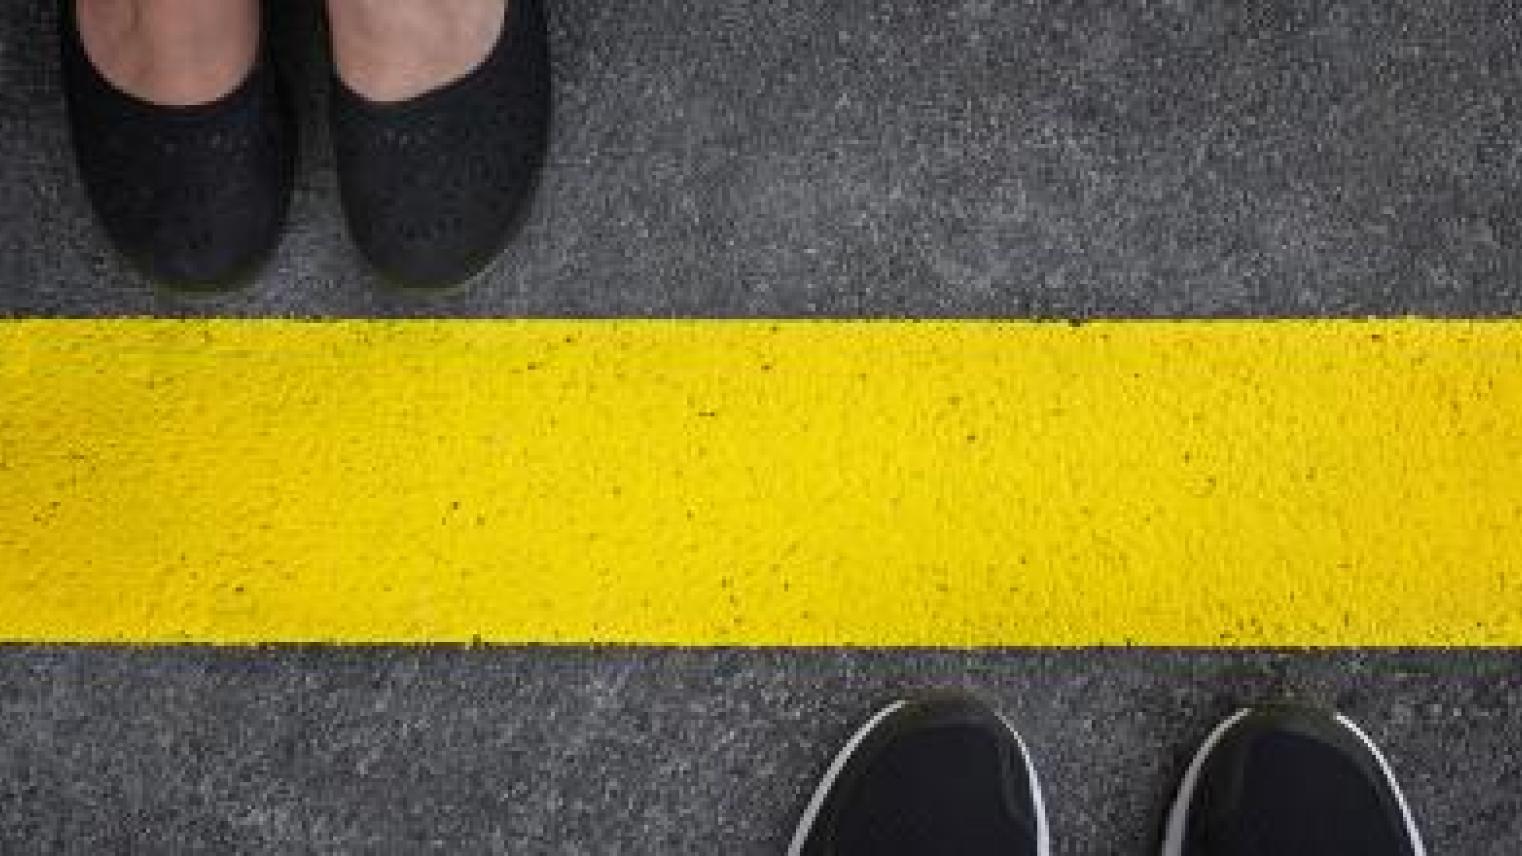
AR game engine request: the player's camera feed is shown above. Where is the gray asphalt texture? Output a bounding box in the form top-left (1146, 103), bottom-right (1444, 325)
top-left (1, 649), bottom-right (1518, 855)
top-left (3, 0), bottom-right (1522, 316)
top-left (0, 0), bottom-right (1520, 853)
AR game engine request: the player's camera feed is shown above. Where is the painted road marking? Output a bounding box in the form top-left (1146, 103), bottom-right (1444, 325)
top-left (0, 319), bottom-right (1518, 646)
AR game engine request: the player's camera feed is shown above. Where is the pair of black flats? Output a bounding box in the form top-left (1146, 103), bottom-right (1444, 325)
top-left (59, 0), bottom-right (550, 291)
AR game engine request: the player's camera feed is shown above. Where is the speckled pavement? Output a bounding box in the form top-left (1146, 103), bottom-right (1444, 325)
top-left (1, 1), bottom-right (1519, 853)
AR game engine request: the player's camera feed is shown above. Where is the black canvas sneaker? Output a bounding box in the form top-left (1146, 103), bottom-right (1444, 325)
top-left (1163, 707), bottom-right (1427, 856)
top-left (788, 694), bottom-right (1050, 856)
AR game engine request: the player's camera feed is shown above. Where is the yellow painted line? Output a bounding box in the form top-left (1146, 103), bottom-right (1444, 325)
top-left (0, 319), bottom-right (1519, 647)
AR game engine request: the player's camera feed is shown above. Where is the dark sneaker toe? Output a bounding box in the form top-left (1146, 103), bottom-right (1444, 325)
top-left (790, 695), bottom-right (1048, 856)
top-left (1164, 706), bottom-right (1425, 856)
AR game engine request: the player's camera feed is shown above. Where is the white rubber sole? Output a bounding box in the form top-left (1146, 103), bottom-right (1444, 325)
top-left (1160, 708), bottom-right (1427, 856)
top-left (786, 700), bottom-right (1052, 856)
top-left (998, 710), bottom-right (1053, 856)
top-left (1335, 713), bottom-right (1428, 856)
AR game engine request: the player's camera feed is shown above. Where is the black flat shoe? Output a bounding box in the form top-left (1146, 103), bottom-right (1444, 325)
top-left (58, 1), bottom-right (295, 291)
top-left (329, 0), bottom-right (551, 290)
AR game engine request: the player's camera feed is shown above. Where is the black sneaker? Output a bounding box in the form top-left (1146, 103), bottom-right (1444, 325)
top-left (1163, 707), bottom-right (1427, 856)
top-left (788, 695), bottom-right (1050, 856)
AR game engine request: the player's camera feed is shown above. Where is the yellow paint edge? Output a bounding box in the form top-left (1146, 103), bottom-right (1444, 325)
top-left (1, 318), bottom-right (1519, 647)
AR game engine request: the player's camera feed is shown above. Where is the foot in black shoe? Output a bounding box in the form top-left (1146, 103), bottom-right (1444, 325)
top-left (59, 0), bottom-right (295, 291)
top-left (1163, 707), bottom-right (1427, 856)
top-left (328, 0), bottom-right (551, 290)
top-left (789, 695), bottom-right (1050, 856)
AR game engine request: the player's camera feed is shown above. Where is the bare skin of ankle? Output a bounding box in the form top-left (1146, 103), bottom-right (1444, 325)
top-left (74, 0), bottom-right (260, 106)
top-left (327, 0), bottom-right (507, 103)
